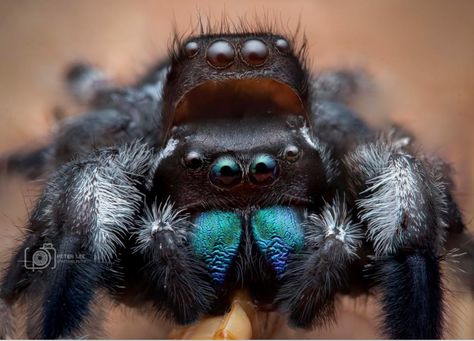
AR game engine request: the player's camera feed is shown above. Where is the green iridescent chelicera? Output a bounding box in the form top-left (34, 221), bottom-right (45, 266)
top-left (249, 154), bottom-right (279, 184)
top-left (209, 156), bottom-right (242, 188)
top-left (251, 206), bottom-right (305, 277)
top-left (191, 210), bottom-right (242, 283)
top-left (191, 206), bottom-right (305, 283)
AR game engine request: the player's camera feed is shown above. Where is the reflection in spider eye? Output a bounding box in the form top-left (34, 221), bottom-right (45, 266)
top-left (206, 40), bottom-right (235, 69)
top-left (184, 41), bottom-right (199, 58)
top-left (249, 154), bottom-right (279, 185)
top-left (209, 157), bottom-right (242, 188)
top-left (183, 151), bottom-right (204, 170)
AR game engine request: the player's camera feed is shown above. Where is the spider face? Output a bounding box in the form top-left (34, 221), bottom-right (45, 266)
top-left (153, 114), bottom-right (327, 296)
top-left (154, 115), bottom-right (326, 212)
top-left (0, 22), bottom-right (472, 340)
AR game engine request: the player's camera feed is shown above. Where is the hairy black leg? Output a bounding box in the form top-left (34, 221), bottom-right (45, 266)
top-left (1, 141), bottom-right (155, 338)
top-left (39, 235), bottom-right (105, 339)
top-left (446, 230), bottom-right (474, 292)
top-left (65, 63), bottom-right (112, 105)
top-left (423, 155), bottom-right (474, 292)
top-left (0, 232), bottom-right (43, 338)
top-left (0, 229), bottom-right (89, 339)
top-left (66, 57), bottom-right (170, 106)
top-left (344, 133), bottom-right (448, 338)
top-left (2, 61), bottom-right (169, 180)
top-left (2, 101), bottom-right (159, 179)
top-left (0, 146), bottom-right (52, 179)
top-left (1, 233), bottom-right (41, 301)
top-left (276, 196), bottom-right (363, 328)
top-left (305, 81), bottom-right (375, 159)
top-left (422, 154), bottom-right (465, 234)
top-left (131, 200), bottom-right (215, 324)
top-left (1, 108), bottom-right (140, 178)
top-left (376, 251), bottom-right (443, 339)
top-left (0, 218), bottom-right (45, 339)
top-left (309, 101), bottom-right (374, 157)
top-left (134, 59), bottom-right (170, 90)
top-left (312, 69), bottom-right (371, 104)
top-left (2, 62), bottom-right (111, 178)
top-left (0, 296), bottom-right (13, 339)
top-left (344, 133), bottom-right (447, 254)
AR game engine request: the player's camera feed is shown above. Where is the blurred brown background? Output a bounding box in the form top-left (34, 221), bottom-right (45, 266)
top-left (0, 0), bottom-right (473, 339)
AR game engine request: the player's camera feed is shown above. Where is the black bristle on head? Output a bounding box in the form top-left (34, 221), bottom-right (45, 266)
top-left (168, 13), bottom-right (309, 67)
top-left (160, 15), bottom-right (311, 138)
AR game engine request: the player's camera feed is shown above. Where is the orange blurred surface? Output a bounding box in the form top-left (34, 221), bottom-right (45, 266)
top-left (0, 1), bottom-right (473, 338)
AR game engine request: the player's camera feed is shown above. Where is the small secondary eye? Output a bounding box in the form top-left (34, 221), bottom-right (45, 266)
top-left (283, 145), bottom-right (300, 162)
top-left (209, 157), bottom-right (242, 188)
top-left (275, 38), bottom-right (290, 53)
top-left (184, 41), bottom-right (199, 58)
top-left (249, 154), bottom-right (279, 185)
top-left (183, 151), bottom-right (204, 170)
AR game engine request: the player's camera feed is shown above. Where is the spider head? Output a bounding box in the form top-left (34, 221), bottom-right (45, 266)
top-left (160, 33), bottom-right (311, 138)
top-left (153, 33), bottom-right (329, 212)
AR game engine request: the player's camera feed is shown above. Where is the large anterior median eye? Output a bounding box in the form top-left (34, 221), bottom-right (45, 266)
top-left (209, 157), bottom-right (242, 188)
top-left (249, 154), bottom-right (279, 185)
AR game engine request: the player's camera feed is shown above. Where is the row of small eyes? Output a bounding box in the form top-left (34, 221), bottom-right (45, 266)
top-left (183, 145), bottom-right (300, 188)
top-left (183, 37), bottom-right (290, 69)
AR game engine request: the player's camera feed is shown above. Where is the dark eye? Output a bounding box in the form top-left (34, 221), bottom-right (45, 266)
top-left (183, 151), bottom-right (204, 170)
top-left (249, 154), bottom-right (279, 185)
top-left (206, 40), bottom-right (235, 69)
top-left (209, 157), bottom-right (242, 188)
top-left (283, 145), bottom-right (300, 162)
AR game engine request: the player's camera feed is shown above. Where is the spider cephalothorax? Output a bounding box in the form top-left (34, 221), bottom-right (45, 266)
top-left (0, 21), bottom-right (473, 339)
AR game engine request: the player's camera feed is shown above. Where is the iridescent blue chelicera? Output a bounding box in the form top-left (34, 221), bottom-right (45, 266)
top-left (251, 206), bottom-right (305, 278)
top-left (192, 206), bottom-right (304, 283)
top-left (191, 210), bottom-right (242, 284)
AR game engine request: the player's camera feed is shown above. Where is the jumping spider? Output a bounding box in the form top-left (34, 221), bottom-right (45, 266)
top-left (0, 23), bottom-right (473, 339)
